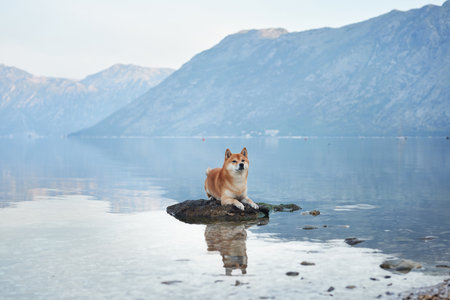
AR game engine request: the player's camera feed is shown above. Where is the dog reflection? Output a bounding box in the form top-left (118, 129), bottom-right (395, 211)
top-left (205, 224), bottom-right (248, 275)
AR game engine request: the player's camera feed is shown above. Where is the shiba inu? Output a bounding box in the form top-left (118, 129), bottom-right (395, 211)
top-left (204, 147), bottom-right (259, 211)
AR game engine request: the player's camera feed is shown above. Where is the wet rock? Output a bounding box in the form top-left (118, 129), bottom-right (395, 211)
top-left (302, 225), bottom-right (319, 230)
top-left (161, 280), bottom-right (182, 285)
top-left (327, 286), bottom-right (335, 292)
top-left (300, 261), bottom-right (315, 266)
top-left (286, 271), bottom-right (299, 276)
top-left (166, 199), bottom-right (269, 224)
top-left (380, 259), bottom-right (422, 274)
top-left (403, 280), bottom-right (450, 299)
top-left (370, 277), bottom-right (379, 281)
top-left (309, 210), bottom-right (320, 216)
top-left (384, 275), bottom-right (391, 279)
top-left (257, 203), bottom-right (301, 212)
top-left (346, 285), bottom-right (356, 289)
top-left (436, 264), bottom-right (450, 268)
top-left (345, 237), bottom-right (365, 246)
top-left (419, 236), bottom-right (438, 241)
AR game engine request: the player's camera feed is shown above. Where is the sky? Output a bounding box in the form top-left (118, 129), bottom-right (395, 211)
top-left (0, 0), bottom-right (446, 79)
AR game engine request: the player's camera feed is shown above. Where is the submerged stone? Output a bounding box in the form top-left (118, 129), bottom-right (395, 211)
top-left (257, 202), bottom-right (301, 212)
top-left (380, 259), bottom-right (422, 274)
top-left (345, 237), bottom-right (365, 246)
top-left (166, 199), bottom-right (269, 224)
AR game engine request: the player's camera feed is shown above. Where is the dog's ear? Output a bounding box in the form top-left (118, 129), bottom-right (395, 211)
top-left (241, 147), bottom-right (248, 158)
top-left (225, 148), bottom-right (232, 160)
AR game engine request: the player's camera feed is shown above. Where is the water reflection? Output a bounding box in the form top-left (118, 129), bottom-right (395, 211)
top-left (204, 220), bottom-right (269, 276)
top-left (205, 224), bottom-right (248, 275)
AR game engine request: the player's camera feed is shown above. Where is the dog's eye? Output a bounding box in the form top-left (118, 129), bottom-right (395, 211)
top-left (241, 160), bottom-right (244, 162)
top-left (232, 160), bottom-right (237, 163)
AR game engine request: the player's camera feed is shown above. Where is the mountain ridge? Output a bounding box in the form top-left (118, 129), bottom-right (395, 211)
top-left (0, 64), bottom-right (175, 137)
top-left (73, 1), bottom-right (449, 138)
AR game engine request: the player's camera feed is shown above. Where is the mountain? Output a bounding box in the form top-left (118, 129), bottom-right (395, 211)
top-left (0, 64), bottom-right (174, 137)
top-left (76, 2), bottom-right (449, 137)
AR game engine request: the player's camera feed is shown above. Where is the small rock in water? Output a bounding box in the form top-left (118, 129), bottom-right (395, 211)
top-left (302, 225), bottom-right (319, 230)
top-left (345, 237), bottom-right (365, 246)
top-left (380, 259), bottom-right (422, 274)
top-left (436, 264), bottom-right (450, 268)
top-left (346, 285), bottom-right (356, 289)
top-left (309, 210), bottom-right (320, 216)
top-left (286, 271), bottom-right (299, 276)
top-left (300, 261), bottom-right (315, 266)
top-left (370, 277), bottom-right (379, 281)
top-left (419, 236), bottom-right (438, 241)
top-left (161, 280), bottom-right (182, 285)
top-left (327, 286), bottom-right (335, 292)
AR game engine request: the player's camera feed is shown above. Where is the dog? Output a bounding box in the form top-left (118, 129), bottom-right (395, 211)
top-left (204, 147), bottom-right (259, 211)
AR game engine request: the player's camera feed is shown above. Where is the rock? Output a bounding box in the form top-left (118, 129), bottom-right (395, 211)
top-left (327, 286), bottom-right (335, 292)
top-left (380, 259), bottom-right (422, 274)
top-left (400, 279), bottom-right (450, 300)
top-left (257, 203), bottom-right (301, 212)
top-left (346, 285), bottom-right (356, 289)
top-left (300, 261), bottom-right (315, 266)
top-left (419, 236), bottom-right (438, 241)
top-left (166, 199), bottom-right (269, 224)
top-left (436, 264), bottom-right (450, 268)
top-left (161, 280), bottom-right (182, 285)
top-left (302, 225), bottom-right (319, 230)
top-left (345, 237), bottom-right (365, 246)
top-left (370, 277), bottom-right (379, 281)
top-left (309, 210), bottom-right (320, 216)
top-left (286, 271), bottom-right (299, 276)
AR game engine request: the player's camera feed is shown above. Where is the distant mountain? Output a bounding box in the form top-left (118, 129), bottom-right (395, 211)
top-left (0, 64), bottom-right (174, 137)
top-left (73, 2), bottom-right (450, 138)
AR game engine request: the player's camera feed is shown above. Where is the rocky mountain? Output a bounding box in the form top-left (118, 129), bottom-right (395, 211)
top-left (73, 1), bottom-right (450, 138)
top-left (0, 64), bottom-right (174, 137)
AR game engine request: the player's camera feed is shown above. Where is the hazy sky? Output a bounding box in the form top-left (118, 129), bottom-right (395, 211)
top-left (0, 0), bottom-right (446, 79)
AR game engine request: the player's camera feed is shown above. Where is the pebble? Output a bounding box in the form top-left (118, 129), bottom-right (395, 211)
top-left (300, 261), bottom-right (316, 266)
top-left (302, 225), bottom-right (319, 230)
top-left (327, 287), bottom-right (335, 292)
top-left (346, 285), bottom-right (356, 289)
top-left (309, 210), bottom-right (320, 216)
top-left (161, 280), bottom-right (182, 285)
top-left (370, 277), bottom-right (379, 281)
top-left (345, 237), bottom-right (365, 246)
top-left (286, 271), bottom-right (299, 276)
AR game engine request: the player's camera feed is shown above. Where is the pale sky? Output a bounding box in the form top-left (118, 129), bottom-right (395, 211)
top-left (0, 0), bottom-right (446, 79)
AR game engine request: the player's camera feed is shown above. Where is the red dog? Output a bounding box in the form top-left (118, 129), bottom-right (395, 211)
top-left (204, 148), bottom-right (258, 211)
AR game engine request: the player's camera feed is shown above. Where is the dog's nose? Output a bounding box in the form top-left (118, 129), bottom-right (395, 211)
top-left (239, 163), bottom-right (244, 169)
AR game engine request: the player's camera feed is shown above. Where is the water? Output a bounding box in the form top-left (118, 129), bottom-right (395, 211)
top-left (0, 137), bottom-right (449, 299)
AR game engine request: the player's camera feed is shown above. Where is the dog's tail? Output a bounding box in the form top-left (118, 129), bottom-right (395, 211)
top-left (205, 167), bottom-right (212, 176)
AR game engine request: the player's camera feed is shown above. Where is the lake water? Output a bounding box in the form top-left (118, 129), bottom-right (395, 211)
top-left (0, 137), bottom-right (449, 299)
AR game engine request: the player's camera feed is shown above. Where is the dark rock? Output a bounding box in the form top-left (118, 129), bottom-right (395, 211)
top-left (286, 271), bottom-right (299, 276)
top-left (346, 285), bottom-right (356, 289)
top-left (302, 225), bottom-right (319, 230)
top-left (309, 210), bottom-right (320, 216)
top-left (436, 264), bottom-right (450, 268)
top-left (161, 280), bottom-right (182, 285)
top-left (345, 237), bottom-right (365, 246)
top-left (327, 286), bottom-right (335, 292)
top-left (300, 261), bottom-right (315, 266)
top-left (384, 275), bottom-right (391, 279)
top-left (370, 277), bottom-right (379, 281)
top-left (380, 259), bottom-right (422, 274)
top-left (419, 236), bottom-right (438, 241)
top-left (166, 199), bottom-right (269, 224)
top-left (257, 202), bottom-right (301, 212)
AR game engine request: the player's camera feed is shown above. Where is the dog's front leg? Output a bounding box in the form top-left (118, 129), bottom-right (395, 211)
top-left (242, 196), bottom-right (259, 210)
top-left (221, 197), bottom-right (245, 211)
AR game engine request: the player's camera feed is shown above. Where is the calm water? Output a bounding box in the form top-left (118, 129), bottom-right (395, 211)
top-left (0, 137), bottom-right (449, 299)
